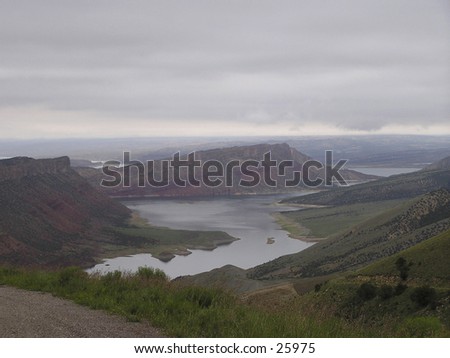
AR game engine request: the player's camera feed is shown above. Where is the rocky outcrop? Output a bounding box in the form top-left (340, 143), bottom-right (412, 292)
top-left (385, 189), bottom-right (450, 239)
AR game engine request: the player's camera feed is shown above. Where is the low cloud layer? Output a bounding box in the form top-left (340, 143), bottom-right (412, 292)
top-left (0, 0), bottom-right (449, 138)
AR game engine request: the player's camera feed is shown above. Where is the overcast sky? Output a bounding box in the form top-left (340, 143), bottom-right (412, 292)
top-left (0, 0), bottom-right (449, 138)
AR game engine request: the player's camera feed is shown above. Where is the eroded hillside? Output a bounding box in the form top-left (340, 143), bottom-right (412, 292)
top-left (0, 157), bottom-right (131, 267)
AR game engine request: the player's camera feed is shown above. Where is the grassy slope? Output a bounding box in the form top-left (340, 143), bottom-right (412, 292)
top-left (275, 199), bottom-right (406, 239)
top-left (295, 277), bottom-right (450, 338)
top-left (245, 229), bottom-right (450, 337)
top-left (312, 230), bottom-right (450, 336)
top-left (359, 229), bottom-right (450, 283)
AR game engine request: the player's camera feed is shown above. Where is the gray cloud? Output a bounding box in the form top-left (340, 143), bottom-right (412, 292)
top-left (0, 0), bottom-right (449, 137)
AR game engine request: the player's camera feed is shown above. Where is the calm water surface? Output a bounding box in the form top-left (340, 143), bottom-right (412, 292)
top-left (348, 167), bottom-right (420, 177)
top-left (88, 193), bottom-right (315, 278)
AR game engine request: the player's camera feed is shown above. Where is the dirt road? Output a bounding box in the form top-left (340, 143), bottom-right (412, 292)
top-left (0, 286), bottom-right (164, 337)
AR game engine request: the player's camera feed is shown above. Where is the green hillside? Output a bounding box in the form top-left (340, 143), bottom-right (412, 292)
top-left (298, 229), bottom-right (450, 336)
top-left (359, 229), bottom-right (450, 282)
top-left (275, 199), bottom-right (406, 239)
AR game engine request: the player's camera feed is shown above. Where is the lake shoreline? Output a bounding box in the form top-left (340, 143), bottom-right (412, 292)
top-left (271, 212), bottom-right (325, 243)
top-left (88, 193), bottom-right (314, 277)
top-left (113, 190), bottom-right (310, 201)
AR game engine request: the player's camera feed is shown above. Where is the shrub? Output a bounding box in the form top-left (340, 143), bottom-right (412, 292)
top-left (379, 285), bottom-right (394, 300)
top-left (58, 267), bottom-right (87, 286)
top-left (137, 266), bottom-right (168, 281)
top-left (410, 286), bottom-right (437, 308)
top-left (357, 282), bottom-right (377, 301)
top-left (180, 287), bottom-right (218, 309)
top-left (394, 283), bottom-right (408, 296)
top-left (395, 257), bottom-right (410, 281)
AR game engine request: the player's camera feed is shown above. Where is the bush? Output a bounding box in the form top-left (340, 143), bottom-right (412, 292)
top-left (58, 267), bottom-right (87, 286)
top-left (410, 286), bottom-right (437, 308)
top-left (357, 282), bottom-right (377, 301)
top-left (394, 283), bottom-right (408, 296)
top-left (379, 285), bottom-right (394, 300)
top-left (101, 270), bottom-right (123, 284)
top-left (137, 266), bottom-right (168, 281)
top-left (395, 257), bottom-right (410, 281)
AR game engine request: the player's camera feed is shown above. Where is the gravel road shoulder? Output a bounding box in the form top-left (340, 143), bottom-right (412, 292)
top-left (0, 285), bottom-right (164, 338)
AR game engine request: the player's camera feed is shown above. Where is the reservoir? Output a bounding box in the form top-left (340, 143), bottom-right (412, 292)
top-left (348, 167), bottom-right (420, 177)
top-left (88, 193), bottom-right (315, 278)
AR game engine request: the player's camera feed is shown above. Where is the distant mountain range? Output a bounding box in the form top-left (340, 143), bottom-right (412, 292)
top-left (2, 135), bottom-right (448, 168)
top-left (76, 143), bottom-right (377, 197)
